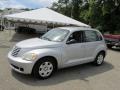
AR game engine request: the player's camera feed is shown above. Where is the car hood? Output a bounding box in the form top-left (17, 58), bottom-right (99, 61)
top-left (16, 38), bottom-right (62, 49)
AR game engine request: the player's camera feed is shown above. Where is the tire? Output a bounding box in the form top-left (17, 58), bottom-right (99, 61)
top-left (32, 57), bottom-right (56, 79)
top-left (93, 52), bottom-right (105, 66)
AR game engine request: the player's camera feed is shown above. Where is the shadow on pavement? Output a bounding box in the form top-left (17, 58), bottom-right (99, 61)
top-left (11, 61), bottom-right (114, 86)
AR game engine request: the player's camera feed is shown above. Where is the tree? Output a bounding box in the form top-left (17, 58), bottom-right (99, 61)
top-left (71, 0), bottom-right (82, 20)
top-left (51, 0), bottom-right (71, 16)
top-left (51, 0), bottom-right (120, 33)
top-left (100, 0), bottom-right (120, 33)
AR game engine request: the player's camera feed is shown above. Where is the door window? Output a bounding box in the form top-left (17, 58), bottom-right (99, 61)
top-left (84, 31), bottom-right (101, 42)
top-left (66, 31), bottom-right (84, 44)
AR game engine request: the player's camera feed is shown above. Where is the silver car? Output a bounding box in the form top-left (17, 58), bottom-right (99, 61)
top-left (8, 27), bottom-right (107, 79)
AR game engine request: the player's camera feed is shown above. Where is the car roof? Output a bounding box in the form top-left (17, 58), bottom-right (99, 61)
top-left (58, 26), bottom-right (97, 32)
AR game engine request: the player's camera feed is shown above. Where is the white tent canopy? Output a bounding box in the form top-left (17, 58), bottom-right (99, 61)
top-left (4, 8), bottom-right (90, 27)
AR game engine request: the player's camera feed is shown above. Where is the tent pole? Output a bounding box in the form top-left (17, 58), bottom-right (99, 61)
top-left (8, 21), bottom-right (12, 36)
top-left (46, 23), bottom-right (48, 32)
top-left (53, 23), bottom-right (54, 28)
top-left (0, 16), bottom-right (2, 30)
top-left (3, 17), bottom-right (4, 29)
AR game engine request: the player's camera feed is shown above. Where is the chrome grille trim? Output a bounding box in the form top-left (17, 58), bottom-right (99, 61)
top-left (12, 47), bottom-right (21, 57)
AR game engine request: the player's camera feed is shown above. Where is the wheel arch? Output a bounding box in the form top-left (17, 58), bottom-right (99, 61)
top-left (96, 50), bottom-right (106, 58)
top-left (32, 56), bottom-right (58, 73)
top-left (39, 56), bottom-right (58, 68)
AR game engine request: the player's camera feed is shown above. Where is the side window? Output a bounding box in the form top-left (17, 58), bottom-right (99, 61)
top-left (84, 31), bottom-right (100, 42)
top-left (66, 31), bottom-right (84, 44)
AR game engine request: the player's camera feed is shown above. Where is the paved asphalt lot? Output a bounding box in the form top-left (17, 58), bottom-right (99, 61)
top-left (0, 30), bottom-right (120, 90)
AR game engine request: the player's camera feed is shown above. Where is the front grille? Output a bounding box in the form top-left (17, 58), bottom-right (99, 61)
top-left (12, 47), bottom-right (21, 57)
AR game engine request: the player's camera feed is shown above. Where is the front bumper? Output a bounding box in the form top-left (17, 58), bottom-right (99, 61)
top-left (8, 52), bottom-right (35, 74)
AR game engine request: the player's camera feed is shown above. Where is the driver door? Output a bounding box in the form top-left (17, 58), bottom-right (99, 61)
top-left (63, 31), bottom-right (86, 67)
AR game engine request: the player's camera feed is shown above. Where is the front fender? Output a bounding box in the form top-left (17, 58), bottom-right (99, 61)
top-left (27, 48), bottom-right (62, 68)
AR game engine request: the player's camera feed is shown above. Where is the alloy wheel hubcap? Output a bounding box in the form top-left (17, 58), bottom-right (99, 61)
top-left (97, 54), bottom-right (104, 64)
top-left (39, 62), bottom-right (53, 77)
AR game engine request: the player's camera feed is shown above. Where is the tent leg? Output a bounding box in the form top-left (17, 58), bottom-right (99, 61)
top-left (46, 23), bottom-right (48, 32)
top-left (53, 23), bottom-right (54, 28)
top-left (0, 17), bottom-right (2, 30)
top-left (8, 21), bottom-right (12, 36)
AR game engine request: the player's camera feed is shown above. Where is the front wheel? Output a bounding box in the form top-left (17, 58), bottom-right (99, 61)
top-left (32, 58), bottom-right (56, 79)
top-left (93, 52), bottom-right (105, 66)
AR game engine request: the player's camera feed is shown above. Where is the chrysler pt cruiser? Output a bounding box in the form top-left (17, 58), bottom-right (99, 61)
top-left (8, 27), bottom-right (107, 79)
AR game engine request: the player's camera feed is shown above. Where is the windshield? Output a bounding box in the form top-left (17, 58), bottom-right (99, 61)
top-left (40, 29), bottom-right (69, 42)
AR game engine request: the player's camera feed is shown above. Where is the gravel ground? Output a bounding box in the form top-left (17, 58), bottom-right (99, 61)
top-left (0, 30), bottom-right (120, 90)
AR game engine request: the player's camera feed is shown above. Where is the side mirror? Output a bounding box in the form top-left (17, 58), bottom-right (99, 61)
top-left (66, 41), bottom-right (72, 44)
top-left (66, 39), bottom-right (75, 45)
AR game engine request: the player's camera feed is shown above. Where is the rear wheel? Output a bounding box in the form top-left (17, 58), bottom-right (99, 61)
top-left (93, 52), bottom-right (105, 66)
top-left (32, 58), bottom-right (56, 79)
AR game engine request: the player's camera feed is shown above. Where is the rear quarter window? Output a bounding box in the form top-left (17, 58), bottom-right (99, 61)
top-left (96, 31), bottom-right (103, 41)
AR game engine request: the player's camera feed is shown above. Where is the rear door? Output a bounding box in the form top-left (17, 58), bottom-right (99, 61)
top-left (84, 30), bottom-right (103, 59)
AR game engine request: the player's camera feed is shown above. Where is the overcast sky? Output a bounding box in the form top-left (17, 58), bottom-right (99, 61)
top-left (0, 0), bottom-right (57, 9)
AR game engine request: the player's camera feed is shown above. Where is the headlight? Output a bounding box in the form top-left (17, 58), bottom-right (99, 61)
top-left (22, 53), bottom-right (38, 61)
